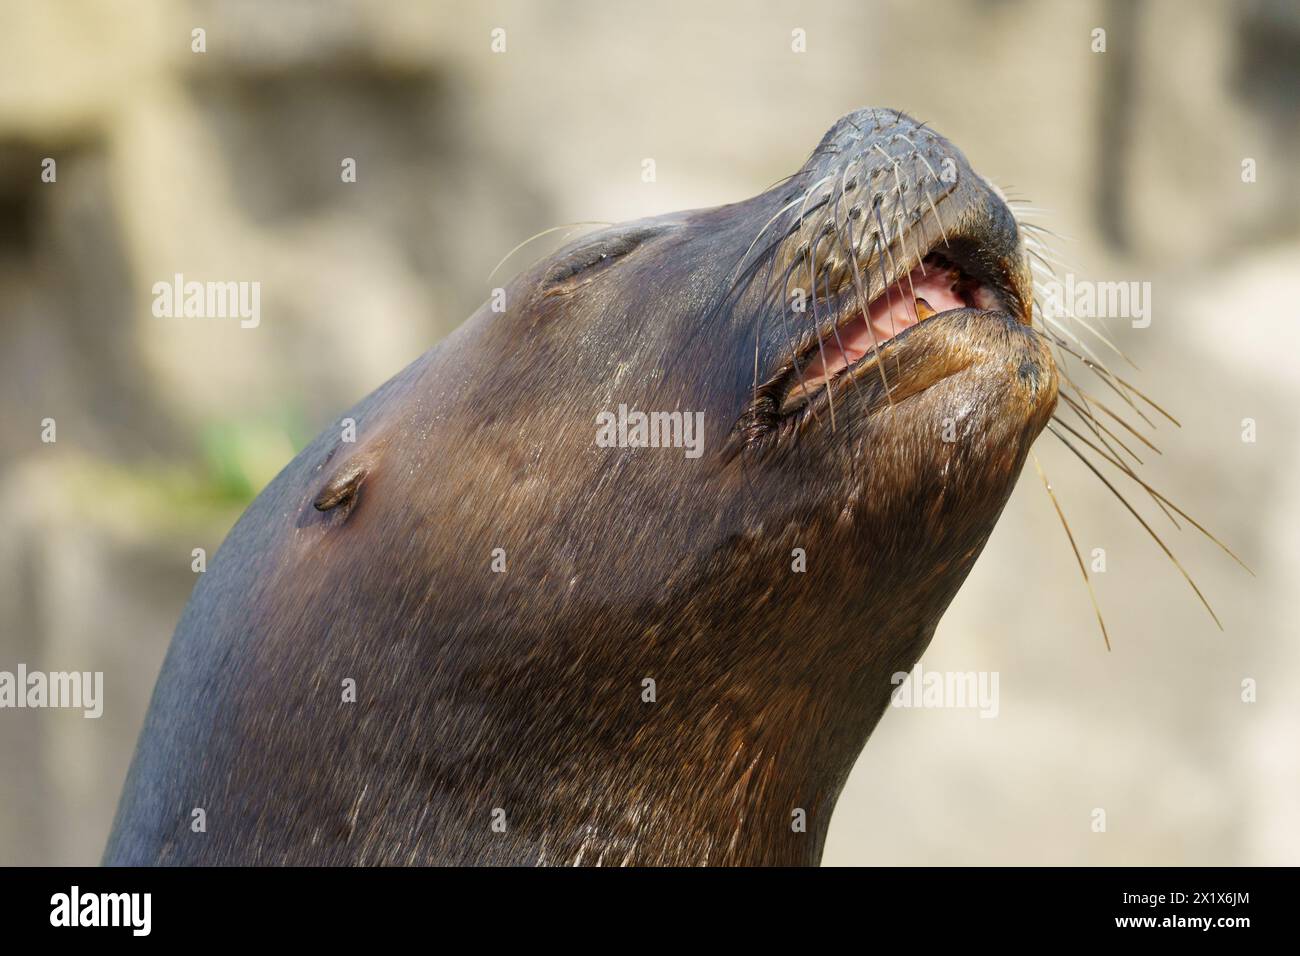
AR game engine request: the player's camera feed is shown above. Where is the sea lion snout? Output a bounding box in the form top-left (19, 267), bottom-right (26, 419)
top-left (721, 110), bottom-right (1050, 464)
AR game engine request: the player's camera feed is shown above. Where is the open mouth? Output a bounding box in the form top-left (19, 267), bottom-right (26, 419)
top-left (777, 241), bottom-right (1014, 415)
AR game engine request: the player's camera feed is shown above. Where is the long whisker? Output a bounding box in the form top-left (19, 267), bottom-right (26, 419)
top-left (1049, 418), bottom-right (1254, 575)
top-left (923, 183), bottom-right (951, 249)
top-left (487, 222), bottom-right (611, 283)
top-left (1057, 366), bottom-right (1181, 527)
top-left (1104, 369), bottom-right (1182, 427)
top-left (806, 234), bottom-right (838, 432)
top-left (1039, 305), bottom-right (1137, 373)
top-left (871, 199), bottom-right (902, 340)
top-left (1033, 453), bottom-right (1111, 650)
top-left (1044, 332), bottom-right (1155, 427)
top-left (1029, 262), bottom-right (1138, 369)
top-left (774, 177), bottom-right (841, 427)
top-left (752, 241), bottom-right (783, 393)
top-left (1055, 398), bottom-right (1179, 528)
top-left (1047, 319), bottom-right (1179, 428)
top-left (1048, 425), bottom-right (1223, 629)
top-left (817, 179), bottom-right (872, 410)
top-left (1053, 358), bottom-right (1177, 527)
top-left (834, 171), bottom-right (894, 404)
top-left (1066, 387), bottom-right (1162, 454)
top-left (1021, 221), bottom-right (1074, 242)
top-left (776, 258), bottom-right (821, 427)
top-left (733, 193), bottom-right (810, 284)
top-left (871, 232), bottom-right (902, 383)
top-left (1058, 394), bottom-right (1143, 466)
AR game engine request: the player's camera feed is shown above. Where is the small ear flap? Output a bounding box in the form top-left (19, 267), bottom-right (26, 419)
top-left (540, 224), bottom-right (671, 295)
top-left (313, 458), bottom-right (370, 512)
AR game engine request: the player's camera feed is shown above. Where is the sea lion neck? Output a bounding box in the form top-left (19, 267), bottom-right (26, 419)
top-left (418, 598), bottom-right (942, 866)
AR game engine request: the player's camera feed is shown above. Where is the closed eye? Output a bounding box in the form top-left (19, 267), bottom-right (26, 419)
top-left (541, 224), bottom-right (668, 293)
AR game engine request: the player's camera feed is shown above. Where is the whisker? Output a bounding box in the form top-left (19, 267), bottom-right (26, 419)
top-left (1054, 399), bottom-right (1179, 527)
top-left (487, 221), bottom-right (612, 283)
top-left (1058, 396), bottom-right (1142, 465)
top-left (779, 293), bottom-right (821, 427)
top-left (1068, 387), bottom-right (1162, 454)
top-left (1030, 264), bottom-right (1138, 369)
top-left (1049, 419), bottom-right (1254, 575)
top-left (805, 231), bottom-right (837, 432)
top-left (765, 255), bottom-right (822, 426)
top-left (751, 242), bottom-right (783, 393)
top-left (1057, 369), bottom-right (1181, 527)
top-left (831, 169), bottom-right (891, 404)
top-left (1033, 453), bottom-right (1111, 650)
top-left (1048, 425), bottom-right (1223, 629)
top-left (871, 199), bottom-right (902, 340)
top-left (1044, 332), bottom-right (1155, 427)
top-left (1021, 221), bottom-right (1075, 243)
top-left (1104, 369), bottom-right (1182, 427)
top-left (734, 194), bottom-right (809, 283)
top-left (923, 184), bottom-right (952, 249)
top-left (1023, 243), bottom-right (1080, 274)
top-left (1041, 315), bottom-right (1128, 377)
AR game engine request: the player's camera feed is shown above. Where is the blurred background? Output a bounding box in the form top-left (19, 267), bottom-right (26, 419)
top-left (1, 0), bottom-right (1297, 865)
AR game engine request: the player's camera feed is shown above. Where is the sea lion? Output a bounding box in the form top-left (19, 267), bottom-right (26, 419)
top-left (104, 108), bottom-right (1057, 866)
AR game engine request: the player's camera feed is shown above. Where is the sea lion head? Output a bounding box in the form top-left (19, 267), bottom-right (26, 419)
top-left (483, 107), bottom-right (1055, 644)
top-left (432, 108), bottom-right (1059, 861)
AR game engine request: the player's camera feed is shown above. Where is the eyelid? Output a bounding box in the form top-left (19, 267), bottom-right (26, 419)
top-left (541, 225), bottom-right (666, 292)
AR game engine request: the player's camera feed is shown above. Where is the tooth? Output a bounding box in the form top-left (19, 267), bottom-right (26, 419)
top-left (913, 297), bottom-right (936, 321)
